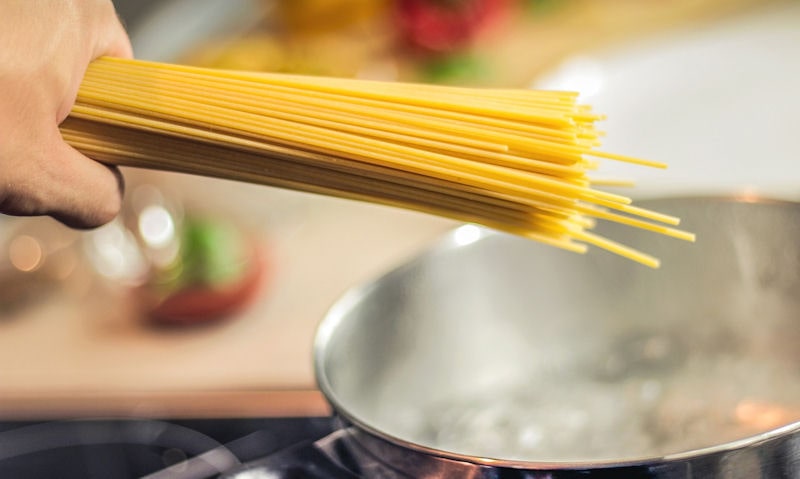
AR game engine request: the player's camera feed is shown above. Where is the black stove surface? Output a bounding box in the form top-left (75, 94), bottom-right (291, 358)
top-left (0, 417), bottom-right (341, 479)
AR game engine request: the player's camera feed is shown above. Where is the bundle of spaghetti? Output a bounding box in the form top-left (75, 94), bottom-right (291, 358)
top-left (61, 57), bottom-right (694, 268)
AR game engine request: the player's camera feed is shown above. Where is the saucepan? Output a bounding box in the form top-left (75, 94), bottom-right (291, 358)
top-left (313, 196), bottom-right (800, 478)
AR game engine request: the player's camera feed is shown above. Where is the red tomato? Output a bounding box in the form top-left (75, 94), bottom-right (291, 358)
top-left (145, 243), bottom-right (269, 326)
top-left (395, 0), bottom-right (510, 54)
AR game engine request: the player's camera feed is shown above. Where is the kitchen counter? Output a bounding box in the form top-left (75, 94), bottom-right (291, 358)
top-left (0, 171), bottom-right (455, 418)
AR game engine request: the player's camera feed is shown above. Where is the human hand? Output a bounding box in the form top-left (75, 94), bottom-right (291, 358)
top-left (0, 0), bottom-right (133, 228)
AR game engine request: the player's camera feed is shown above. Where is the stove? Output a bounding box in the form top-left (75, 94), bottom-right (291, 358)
top-left (0, 416), bottom-right (373, 478)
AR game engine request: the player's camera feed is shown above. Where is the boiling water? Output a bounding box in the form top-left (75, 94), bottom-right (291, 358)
top-left (385, 334), bottom-right (800, 462)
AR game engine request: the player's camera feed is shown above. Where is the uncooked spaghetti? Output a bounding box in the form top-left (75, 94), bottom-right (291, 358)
top-left (61, 57), bottom-right (693, 268)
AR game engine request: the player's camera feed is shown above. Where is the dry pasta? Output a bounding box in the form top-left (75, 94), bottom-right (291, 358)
top-left (61, 57), bottom-right (694, 268)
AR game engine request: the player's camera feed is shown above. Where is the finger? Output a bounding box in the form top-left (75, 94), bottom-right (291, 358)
top-left (42, 135), bottom-right (124, 229)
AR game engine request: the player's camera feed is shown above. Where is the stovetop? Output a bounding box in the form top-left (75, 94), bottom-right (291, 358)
top-left (0, 416), bottom-right (355, 478)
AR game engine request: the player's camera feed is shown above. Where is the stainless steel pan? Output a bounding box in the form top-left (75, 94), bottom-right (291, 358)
top-left (314, 197), bottom-right (800, 478)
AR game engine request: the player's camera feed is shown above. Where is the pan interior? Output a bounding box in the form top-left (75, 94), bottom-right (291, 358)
top-left (317, 198), bottom-right (800, 462)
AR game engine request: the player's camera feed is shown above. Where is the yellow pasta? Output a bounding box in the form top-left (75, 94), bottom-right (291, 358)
top-left (62, 57), bottom-right (694, 268)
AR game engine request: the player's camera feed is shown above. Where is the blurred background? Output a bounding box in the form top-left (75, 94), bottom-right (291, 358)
top-left (0, 0), bottom-right (797, 420)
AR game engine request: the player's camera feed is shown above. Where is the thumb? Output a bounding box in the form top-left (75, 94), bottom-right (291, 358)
top-left (94, 3), bottom-right (134, 60)
top-left (93, 14), bottom-right (133, 58)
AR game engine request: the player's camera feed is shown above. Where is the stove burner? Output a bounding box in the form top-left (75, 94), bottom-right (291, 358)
top-left (0, 417), bottom-right (336, 478)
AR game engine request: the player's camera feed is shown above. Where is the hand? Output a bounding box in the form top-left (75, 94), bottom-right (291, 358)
top-left (0, 0), bottom-right (133, 228)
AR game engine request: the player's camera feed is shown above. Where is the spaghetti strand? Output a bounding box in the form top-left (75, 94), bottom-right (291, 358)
top-left (64, 57), bottom-right (694, 267)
